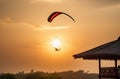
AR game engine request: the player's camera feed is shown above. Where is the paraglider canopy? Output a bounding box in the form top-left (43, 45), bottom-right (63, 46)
top-left (48, 11), bottom-right (75, 23)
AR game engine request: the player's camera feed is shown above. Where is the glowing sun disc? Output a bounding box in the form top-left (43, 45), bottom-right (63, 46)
top-left (52, 39), bottom-right (61, 49)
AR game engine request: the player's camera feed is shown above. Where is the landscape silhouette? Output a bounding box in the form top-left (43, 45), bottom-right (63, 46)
top-left (0, 70), bottom-right (98, 79)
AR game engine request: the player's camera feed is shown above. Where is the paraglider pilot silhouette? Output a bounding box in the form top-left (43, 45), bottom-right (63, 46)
top-left (55, 48), bottom-right (61, 51)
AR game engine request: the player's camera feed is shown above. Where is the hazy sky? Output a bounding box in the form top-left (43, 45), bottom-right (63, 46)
top-left (0, 0), bottom-right (120, 73)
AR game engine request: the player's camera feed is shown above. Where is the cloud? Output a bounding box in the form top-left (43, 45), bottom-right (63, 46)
top-left (0, 16), bottom-right (37, 28)
top-left (0, 17), bottom-right (14, 23)
top-left (0, 16), bottom-right (69, 30)
top-left (35, 25), bottom-right (69, 30)
top-left (98, 3), bottom-right (120, 11)
top-left (86, 0), bottom-right (120, 8)
top-left (73, 0), bottom-right (120, 11)
top-left (30, 0), bottom-right (62, 4)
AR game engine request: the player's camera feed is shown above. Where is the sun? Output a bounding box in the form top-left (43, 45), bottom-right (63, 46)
top-left (52, 39), bottom-right (61, 48)
top-left (52, 38), bottom-right (61, 51)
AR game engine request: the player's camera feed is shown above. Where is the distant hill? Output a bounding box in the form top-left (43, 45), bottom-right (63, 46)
top-left (57, 70), bottom-right (98, 79)
top-left (0, 70), bottom-right (98, 79)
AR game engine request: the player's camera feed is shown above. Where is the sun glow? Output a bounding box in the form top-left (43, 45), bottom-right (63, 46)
top-left (52, 39), bottom-right (61, 49)
top-left (31, 0), bottom-right (62, 3)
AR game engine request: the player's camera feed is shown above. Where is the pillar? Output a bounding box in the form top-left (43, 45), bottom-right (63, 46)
top-left (99, 58), bottom-right (101, 79)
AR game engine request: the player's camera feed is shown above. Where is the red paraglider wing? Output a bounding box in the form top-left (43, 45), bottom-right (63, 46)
top-left (48, 12), bottom-right (61, 22)
top-left (48, 12), bottom-right (75, 22)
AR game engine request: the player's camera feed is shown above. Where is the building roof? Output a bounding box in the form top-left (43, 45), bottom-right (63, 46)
top-left (73, 37), bottom-right (120, 60)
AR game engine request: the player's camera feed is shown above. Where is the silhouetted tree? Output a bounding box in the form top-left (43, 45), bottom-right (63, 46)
top-left (0, 73), bottom-right (16, 79)
top-left (31, 69), bottom-right (34, 73)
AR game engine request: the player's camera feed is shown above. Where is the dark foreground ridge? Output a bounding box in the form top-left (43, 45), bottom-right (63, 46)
top-left (0, 70), bottom-right (98, 79)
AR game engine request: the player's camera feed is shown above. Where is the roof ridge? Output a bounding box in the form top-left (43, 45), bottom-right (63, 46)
top-left (93, 37), bottom-right (120, 52)
top-left (118, 36), bottom-right (120, 40)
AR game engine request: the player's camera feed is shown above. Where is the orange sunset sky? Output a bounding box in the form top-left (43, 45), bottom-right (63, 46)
top-left (0, 0), bottom-right (120, 73)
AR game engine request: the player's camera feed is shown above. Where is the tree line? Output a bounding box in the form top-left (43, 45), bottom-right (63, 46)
top-left (0, 70), bottom-right (98, 79)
